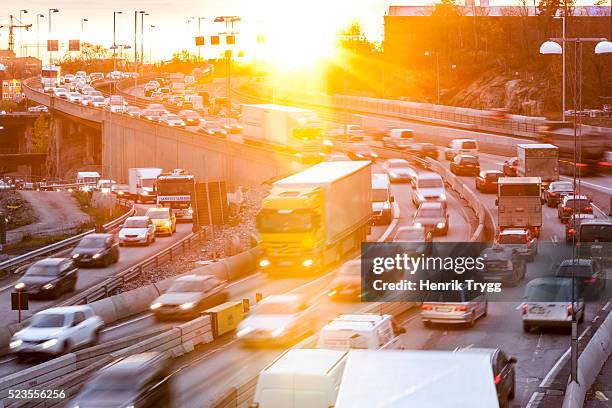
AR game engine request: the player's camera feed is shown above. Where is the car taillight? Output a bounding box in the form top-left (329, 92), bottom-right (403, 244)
top-left (583, 276), bottom-right (597, 285)
top-left (550, 192), bottom-right (558, 197)
top-left (522, 304), bottom-right (528, 315)
top-left (421, 305), bottom-right (433, 311)
top-left (564, 206), bottom-right (572, 212)
top-left (567, 304), bottom-right (573, 316)
top-left (568, 229), bottom-right (576, 235)
top-left (584, 207), bottom-right (592, 213)
top-left (494, 374), bottom-right (501, 385)
top-left (455, 306), bottom-right (468, 312)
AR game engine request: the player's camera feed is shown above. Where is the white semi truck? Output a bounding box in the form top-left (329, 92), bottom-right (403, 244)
top-left (517, 144), bottom-right (559, 188)
top-left (241, 104), bottom-right (325, 161)
top-left (128, 168), bottom-right (162, 203)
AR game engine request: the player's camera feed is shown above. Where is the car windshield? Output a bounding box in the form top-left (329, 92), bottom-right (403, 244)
top-left (387, 161), bottom-right (409, 169)
top-left (78, 236), bottom-right (107, 248)
top-left (462, 141), bottom-right (477, 149)
top-left (551, 182), bottom-right (573, 192)
top-left (147, 210), bottom-right (169, 220)
top-left (26, 265), bottom-right (60, 276)
top-left (256, 302), bottom-right (298, 314)
top-left (498, 234), bottom-right (527, 244)
top-left (525, 281), bottom-right (574, 302)
top-left (418, 178), bottom-right (443, 189)
top-left (556, 264), bottom-right (593, 278)
top-left (566, 199), bottom-right (590, 208)
top-left (417, 207), bottom-right (443, 218)
top-left (372, 188), bottom-right (389, 202)
top-left (257, 209), bottom-right (315, 233)
top-left (580, 225), bottom-right (612, 242)
top-left (168, 281), bottom-right (207, 292)
top-left (31, 313), bottom-right (66, 328)
top-left (123, 219), bottom-right (148, 228)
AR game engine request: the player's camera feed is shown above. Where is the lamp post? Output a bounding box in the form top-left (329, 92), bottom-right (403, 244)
top-left (539, 36), bottom-right (612, 384)
top-left (148, 25), bottom-right (156, 64)
top-left (425, 50), bottom-right (440, 105)
top-left (19, 10), bottom-right (27, 57)
top-left (81, 18), bottom-right (88, 33)
top-left (134, 11), bottom-right (145, 88)
top-left (215, 16), bottom-right (241, 117)
top-left (554, 14), bottom-right (567, 121)
top-left (48, 9), bottom-right (59, 65)
top-left (36, 14), bottom-right (44, 59)
top-left (189, 17), bottom-right (206, 61)
top-left (113, 11), bottom-right (123, 72)
top-left (140, 13), bottom-right (148, 74)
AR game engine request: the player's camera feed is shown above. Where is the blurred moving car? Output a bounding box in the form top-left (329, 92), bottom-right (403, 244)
top-left (558, 195), bottom-right (592, 223)
top-left (543, 181), bottom-right (574, 207)
top-left (421, 288), bottom-right (488, 327)
top-left (68, 92), bottom-right (82, 103)
top-left (475, 170), bottom-right (503, 193)
top-left (478, 244), bottom-right (526, 285)
top-left (503, 157), bottom-right (518, 177)
top-left (316, 314), bottom-right (405, 350)
top-left (150, 274), bottom-right (228, 320)
top-left (53, 87), bottom-right (69, 99)
top-left (125, 106), bottom-right (141, 118)
top-left (393, 225), bottom-right (432, 244)
top-left (371, 173), bottom-right (393, 225)
top-left (91, 95), bottom-right (106, 108)
top-left (411, 172), bottom-right (447, 208)
top-left (236, 294), bottom-right (315, 345)
top-left (145, 207), bottom-right (176, 235)
top-left (118, 216), bottom-right (156, 246)
top-left (70, 352), bottom-right (172, 408)
top-left (14, 258), bottom-right (78, 299)
top-left (554, 258), bottom-right (606, 300)
top-left (71, 234), bottom-right (120, 267)
top-left (328, 259), bottom-right (361, 300)
top-left (450, 154), bottom-right (480, 176)
top-left (382, 158), bottom-right (417, 184)
top-left (458, 348), bottom-right (517, 408)
top-left (522, 277), bottom-right (584, 332)
top-left (178, 109), bottom-right (202, 126)
top-left (10, 306), bottom-right (103, 360)
top-left (404, 142), bottom-right (439, 160)
top-left (412, 201), bottom-right (449, 236)
top-left (444, 138), bottom-right (479, 161)
top-left (158, 113), bottom-right (186, 128)
top-left (565, 213), bottom-right (596, 242)
top-left (330, 124), bottom-right (366, 142)
top-left (325, 152), bottom-right (351, 162)
top-left (382, 128), bottom-right (413, 149)
top-left (345, 143), bottom-right (378, 161)
top-left (223, 122), bottom-right (244, 135)
top-left (495, 228), bottom-right (538, 261)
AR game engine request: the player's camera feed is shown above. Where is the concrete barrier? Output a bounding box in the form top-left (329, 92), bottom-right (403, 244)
top-left (562, 310), bottom-right (612, 408)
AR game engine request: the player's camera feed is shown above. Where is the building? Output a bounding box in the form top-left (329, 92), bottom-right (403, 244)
top-left (1, 78), bottom-right (22, 101)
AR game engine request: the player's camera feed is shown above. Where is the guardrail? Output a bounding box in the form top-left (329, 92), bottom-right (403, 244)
top-left (0, 197), bottom-right (135, 275)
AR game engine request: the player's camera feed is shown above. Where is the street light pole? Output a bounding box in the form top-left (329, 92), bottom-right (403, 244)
top-left (36, 14), bottom-right (44, 59)
top-left (140, 13), bottom-right (148, 74)
top-left (19, 10), bottom-right (28, 57)
top-left (81, 18), bottom-right (88, 33)
top-left (148, 25), bottom-right (156, 64)
top-left (113, 11), bottom-right (123, 72)
top-left (48, 9), bottom-right (59, 65)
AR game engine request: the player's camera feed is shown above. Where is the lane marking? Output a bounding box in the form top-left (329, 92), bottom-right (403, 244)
top-left (526, 391), bottom-right (543, 408)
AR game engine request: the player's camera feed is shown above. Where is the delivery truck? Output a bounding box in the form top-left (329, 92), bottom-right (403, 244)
top-left (257, 161), bottom-right (372, 274)
top-left (242, 104), bottom-right (325, 161)
top-left (517, 144), bottom-right (559, 188)
top-left (496, 177), bottom-right (542, 237)
top-left (128, 167), bottom-right (162, 203)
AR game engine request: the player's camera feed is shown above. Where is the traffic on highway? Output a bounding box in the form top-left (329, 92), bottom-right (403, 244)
top-left (0, 2), bottom-right (611, 408)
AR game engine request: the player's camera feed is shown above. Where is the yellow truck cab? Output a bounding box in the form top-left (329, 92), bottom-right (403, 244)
top-left (257, 161), bottom-right (372, 274)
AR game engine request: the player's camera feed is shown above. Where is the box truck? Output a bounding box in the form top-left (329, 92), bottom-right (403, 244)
top-left (242, 104), bottom-right (325, 161)
top-left (257, 161), bottom-right (372, 274)
top-left (128, 168), bottom-right (162, 203)
top-left (517, 144), bottom-right (559, 188)
top-left (496, 177), bottom-right (542, 237)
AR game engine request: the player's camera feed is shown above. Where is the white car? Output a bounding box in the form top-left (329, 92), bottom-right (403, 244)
top-left (68, 92), bottom-right (82, 103)
top-left (159, 113), bottom-right (186, 128)
top-left (236, 294), bottom-right (315, 345)
top-left (91, 96), bottom-right (106, 108)
top-left (108, 71), bottom-right (123, 80)
top-left (27, 105), bottom-right (48, 112)
top-left (522, 277), bottom-right (584, 332)
top-left (10, 306), bottom-right (103, 360)
top-left (53, 87), bottom-right (69, 99)
top-left (80, 95), bottom-right (94, 106)
top-left (382, 158), bottom-right (417, 184)
top-left (411, 172), bottom-right (447, 207)
top-left (118, 216), bottom-right (156, 246)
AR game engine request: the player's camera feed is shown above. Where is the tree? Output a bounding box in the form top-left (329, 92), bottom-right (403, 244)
top-left (172, 49), bottom-right (198, 63)
top-left (432, 0), bottom-right (461, 17)
top-left (31, 114), bottom-right (50, 153)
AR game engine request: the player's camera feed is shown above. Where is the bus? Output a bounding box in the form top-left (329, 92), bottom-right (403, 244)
top-left (155, 169), bottom-right (195, 222)
top-left (41, 65), bottom-right (61, 92)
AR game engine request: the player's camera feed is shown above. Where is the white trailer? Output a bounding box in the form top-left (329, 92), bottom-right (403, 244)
top-left (128, 168), bottom-right (162, 203)
top-left (241, 104), bottom-right (324, 159)
top-left (517, 144), bottom-right (559, 186)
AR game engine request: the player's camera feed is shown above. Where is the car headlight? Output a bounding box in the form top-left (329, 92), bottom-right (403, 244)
top-left (440, 193), bottom-right (447, 201)
top-left (92, 253), bottom-right (102, 259)
top-left (165, 221), bottom-right (172, 227)
top-left (180, 302), bottom-right (195, 310)
top-left (259, 259), bottom-right (270, 268)
top-left (356, 153), bottom-right (364, 158)
top-left (271, 327), bottom-right (285, 338)
top-left (188, 208), bottom-right (194, 214)
top-left (14, 282), bottom-right (25, 290)
top-left (42, 283), bottom-right (55, 290)
top-left (72, 253), bottom-right (80, 259)
top-left (302, 259), bottom-right (313, 267)
top-left (436, 222), bottom-right (446, 229)
top-left (371, 153), bottom-right (379, 158)
top-left (141, 191), bottom-right (149, 195)
top-left (236, 327), bottom-right (252, 337)
top-left (9, 339), bottom-right (22, 349)
top-left (383, 202), bottom-right (391, 209)
top-left (323, 139), bottom-right (334, 147)
top-left (41, 339), bottom-right (58, 349)
top-left (150, 302), bottom-right (162, 310)
top-left (389, 172), bottom-right (399, 178)
top-left (414, 222), bottom-right (422, 228)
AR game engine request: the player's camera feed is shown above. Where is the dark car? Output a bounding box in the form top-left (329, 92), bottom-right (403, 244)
top-left (558, 195), bottom-right (592, 223)
top-left (577, 219), bottom-right (612, 261)
top-left (150, 274), bottom-right (229, 320)
top-left (475, 170), bottom-right (503, 193)
top-left (503, 157), bottom-right (518, 176)
top-left (71, 234), bottom-right (120, 267)
top-left (555, 258), bottom-right (606, 300)
top-left (565, 213), bottom-right (596, 242)
top-left (544, 181), bottom-right (574, 207)
top-left (413, 202), bottom-right (449, 236)
top-left (450, 154), bottom-right (480, 176)
top-left (14, 258), bottom-right (78, 299)
top-left (405, 142), bottom-right (438, 160)
top-left (70, 352), bottom-right (171, 408)
top-left (460, 348), bottom-right (516, 408)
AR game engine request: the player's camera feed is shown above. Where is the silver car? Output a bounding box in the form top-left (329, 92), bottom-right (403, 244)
top-left (522, 277), bottom-right (584, 332)
top-left (496, 228), bottom-right (538, 262)
top-left (421, 289), bottom-right (488, 327)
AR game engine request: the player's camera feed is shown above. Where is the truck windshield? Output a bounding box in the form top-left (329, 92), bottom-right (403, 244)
top-left (257, 209), bottom-right (316, 233)
top-left (462, 141), bottom-right (477, 149)
top-left (499, 184), bottom-right (540, 197)
top-left (525, 281), bottom-right (573, 302)
top-left (551, 182), bottom-right (573, 191)
top-left (157, 180), bottom-right (192, 195)
top-left (498, 234), bottom-right (527, 244)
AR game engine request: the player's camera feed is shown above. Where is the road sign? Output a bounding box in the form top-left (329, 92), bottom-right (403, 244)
top-left (11, 291), bottom-right (28, 311)
top-left (226, 35), bottom-right (235, 45)
top-left (47, 40), bottom-right (59, 52)
top-left (210, 35), bottom-right (220, 46)
top-left (195, 36), bottom-right (205, 46)
top-left (69, 40), bottom-right (80, 51)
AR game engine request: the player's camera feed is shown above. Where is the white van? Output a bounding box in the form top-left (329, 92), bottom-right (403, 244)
top-left (316, 314), bottom-right (405, 350)
top-left (444, 138), bottom-right (479, 161)
top-left (250, 349), bottom-right (348, 408)
top-left (371, 173), bottom-right (393, 225)
top-left (382, 128), bottom-right (414, 149)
